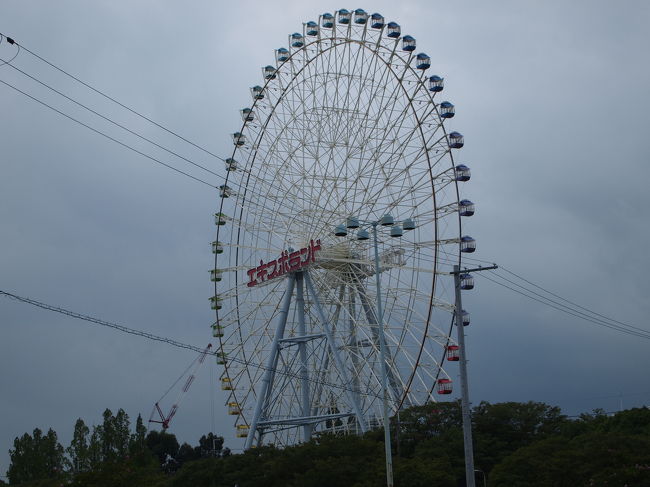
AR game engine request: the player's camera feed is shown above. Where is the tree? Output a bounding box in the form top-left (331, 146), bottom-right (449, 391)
top-left (129, 414), bottom-right (147, 454)
top-left (87, 426), bottom-right (102, 468)
top-left (67, 418), bottom-right (91, 473)
top-left (8, 428), bottom-right (65, 484)
top-left (472, 401), bottom-right (568, 474)
top-left (489, 432), bottom-right (650, 486)
top-left (197, 433), bottom-right (224, 458)
top-left (176, 443), bottom-right (200, 465)
top-left (113, 409), bottom-right (131, 458)
top-left (145, 430), bottom-right (179, 465)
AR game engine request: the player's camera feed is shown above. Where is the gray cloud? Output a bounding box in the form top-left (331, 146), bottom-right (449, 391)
top-left (1, 0), bottom-right (649, 476)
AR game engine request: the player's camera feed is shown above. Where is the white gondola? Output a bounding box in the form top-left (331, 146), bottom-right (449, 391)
top-left (263, 65), bottom-right (276, 80)
top-left (250, 85), bottom-right (264, 100)
top-left (210, 269), bottom-right (223, 282)
top-left (241, 108), bottom-right (254, 122)
top-left (225, 158), bottom-right (238, 171)
top-left (209, 295), bottom-right (223, 310)
top-left (214, 213), bottom-right (227, 225)
top-left (232, 132), bottom-right (246, 146)
top-left (211, 240), bottom-right (224, 254)
top-left (212, 323), bottom-right (225, 338)
top-left (219, 185), bottom-right (233, 198)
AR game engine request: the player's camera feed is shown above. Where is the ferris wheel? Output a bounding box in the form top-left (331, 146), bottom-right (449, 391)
top-left (211, 8), bottom-right (475, 448)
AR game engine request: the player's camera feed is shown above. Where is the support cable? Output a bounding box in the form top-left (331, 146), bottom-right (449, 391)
top-left (0, 78), bottom-right (217, 189)
top-left (2, 60), bottom-right (222, 178)
top-left (0, 289), bottom-right (383, 400)
top-left (0, 32), bottom-right (225, 162)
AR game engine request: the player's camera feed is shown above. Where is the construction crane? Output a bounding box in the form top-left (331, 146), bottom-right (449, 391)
top-left (149, 343), bottom-right (212, 430)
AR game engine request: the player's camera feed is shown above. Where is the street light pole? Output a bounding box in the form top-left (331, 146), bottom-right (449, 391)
top-left (372, 222), bottom-right (394, 487)
top-left (454, 264), bottom-right (476, 487)
top-left (452, 264), bottom-right (497, 487)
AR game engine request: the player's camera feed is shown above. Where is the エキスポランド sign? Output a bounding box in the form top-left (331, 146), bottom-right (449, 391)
top-left (246, 239), bottom-right (322, 288)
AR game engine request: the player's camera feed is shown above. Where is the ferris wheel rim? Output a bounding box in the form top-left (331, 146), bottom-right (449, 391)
top-left (212, 12), bottom-right (469, 445)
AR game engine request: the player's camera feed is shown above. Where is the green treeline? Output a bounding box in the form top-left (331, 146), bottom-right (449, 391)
top-left (5, 401), bottom-right (650, 486)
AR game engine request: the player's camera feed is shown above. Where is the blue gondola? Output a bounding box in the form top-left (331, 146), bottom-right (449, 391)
top-left (440, 101), bottom-right (455, 118)
top-left (455, 164), bottom-right (471, 182)
top-left (322, 13), bottom-right (334, 28)
top-left (459, 200), bottom-right (475, 217)
top-left (276, 48), bottom-right (289, 63)
top-left (290, 33), bottom-right (304, 48)
top-left (460, 236), bottom-right (476, 253)
top-left (416, 52), bottom-right (431, 70)
top-left (429, 75), bottom-right (444, 92)
top-left (386, 21), bottom-right (401, 38)
top-left (370, 13), bottom-right (385, 29)
top-left (449, 132), bottom-right (464, 149)
top-left (354, 9), bottom-right (368, 24)
top-left (251, 85), bottom-right (264, 100)
top-left (263, 65), bottom-right (276, 80)
top-left (306, 21), bottom-right (319, 36)
top-left (460, 274), bottom-right (474, 290)
top-left (402, 35), bottom-right (416, 51)
top-left (338, 9), bottom-right (351, 24)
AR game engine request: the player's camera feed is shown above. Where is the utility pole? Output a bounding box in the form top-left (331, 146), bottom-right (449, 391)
top-left (452, 264), bottom-right (497, 487)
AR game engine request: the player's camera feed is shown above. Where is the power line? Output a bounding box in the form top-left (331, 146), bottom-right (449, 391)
top-left (484, 269), bottom-right (649, 337)
top-left (2, 60), bottom-right (222, 179)
top-left (0, 78), bottom-right (217, 189)
top-left (1, 32), bottom-right (226, 162)
top-left (476, 271), bottom-right (650, 340)
top-left (0, 289), bottom-right (383, 401)
top-left (499, 265), bottom-right (648, 335)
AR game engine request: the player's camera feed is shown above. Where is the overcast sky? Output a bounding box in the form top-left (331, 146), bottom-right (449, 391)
top-left (1, 0), bottom-right (649, 476)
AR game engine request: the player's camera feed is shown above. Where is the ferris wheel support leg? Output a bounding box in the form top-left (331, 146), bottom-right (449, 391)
top-left (295, 272), bottom-right (312, 442)
top-left (245, 274), bottom-right (296, 450)
top-left (304, 271), bottom-right (368, 434)
top-left (310, 285), bottom-right (344, 419)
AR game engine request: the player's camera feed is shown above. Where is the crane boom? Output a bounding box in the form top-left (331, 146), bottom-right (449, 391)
top-left (149, 343), bottom-right (212, 430)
